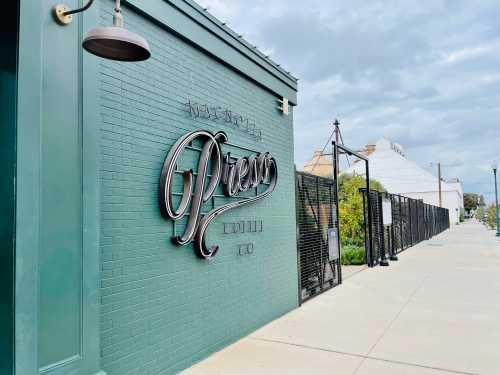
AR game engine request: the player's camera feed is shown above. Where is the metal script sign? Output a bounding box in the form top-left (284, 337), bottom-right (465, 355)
top-left (158, 130), bottom-right (278, 259)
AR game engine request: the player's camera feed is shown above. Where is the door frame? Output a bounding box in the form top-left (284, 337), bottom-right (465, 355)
top-left (0, 1), bottom-right (20, 374)
top-left (15, 1), bottom-right (103, 374)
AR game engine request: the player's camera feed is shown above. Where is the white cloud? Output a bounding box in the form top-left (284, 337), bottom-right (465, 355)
top-left (196, 0), bottom-right (500, 201)
top-left (441, 41), bottom-right (500, 64)
top-left (199, 0), bottom-right (239, 21)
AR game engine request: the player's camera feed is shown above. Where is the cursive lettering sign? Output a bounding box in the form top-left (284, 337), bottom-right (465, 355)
top-left (158, 130), bottom-right (277, 259)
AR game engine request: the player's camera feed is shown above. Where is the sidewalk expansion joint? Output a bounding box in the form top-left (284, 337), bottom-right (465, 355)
top-left (350, 270), bottom-right (434, 374)
top-left (366, 272), bottom-right (431, 346)
top-left (249, 337), bottom-right (477, 375)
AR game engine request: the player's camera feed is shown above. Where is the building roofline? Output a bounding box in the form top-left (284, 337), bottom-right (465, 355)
top-left (178, 0), bottom-right (298, 81)
top-left (126, 0), bottom-right (298, 103)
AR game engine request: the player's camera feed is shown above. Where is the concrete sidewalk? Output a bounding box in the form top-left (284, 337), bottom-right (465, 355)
top-left (182, 222), bottom-right (500, 375)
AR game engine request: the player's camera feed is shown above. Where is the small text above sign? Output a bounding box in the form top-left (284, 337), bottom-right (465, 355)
top-left (186, 100), bottom-right (262, 141)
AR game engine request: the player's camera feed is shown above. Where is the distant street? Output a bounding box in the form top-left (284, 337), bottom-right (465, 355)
top-left (183, 221), bottom-right (500, 375)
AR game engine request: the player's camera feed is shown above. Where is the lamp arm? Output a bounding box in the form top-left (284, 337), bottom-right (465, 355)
top-left (63, 0), bottom-right (95, 16)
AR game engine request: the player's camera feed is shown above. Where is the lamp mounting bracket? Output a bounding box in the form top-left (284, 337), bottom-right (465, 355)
top-left (53, 4), bottom-right (73, 25)
top-left (53, 0), bottom-right (95, 25)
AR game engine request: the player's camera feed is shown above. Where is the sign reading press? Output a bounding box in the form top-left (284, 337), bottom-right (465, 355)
top-left (158, 130), bottom-right (278, 259)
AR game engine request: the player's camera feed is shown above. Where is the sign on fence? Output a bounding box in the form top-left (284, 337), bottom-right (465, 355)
top-left (382, 198), bottom-right (393, 226)
top-left (328, 228), bottom-right (340, 261)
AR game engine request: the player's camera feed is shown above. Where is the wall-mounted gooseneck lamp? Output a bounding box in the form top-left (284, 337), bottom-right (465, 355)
top-left (53, 0), bottom-right (151, 61)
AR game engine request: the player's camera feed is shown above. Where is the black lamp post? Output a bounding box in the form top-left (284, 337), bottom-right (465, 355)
top-left (492, 161), bottom-right (500, 237)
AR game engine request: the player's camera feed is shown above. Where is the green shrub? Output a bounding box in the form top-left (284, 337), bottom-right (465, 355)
top-left (338, 173), bottom-right (385, 247)
top-left (341, 245), bottom-right (366, 265)
top-left (487, 204), bottom-right (498, 229)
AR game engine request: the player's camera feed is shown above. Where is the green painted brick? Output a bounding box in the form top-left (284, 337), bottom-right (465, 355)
top-left (95, 1), bottom-right (298, 374)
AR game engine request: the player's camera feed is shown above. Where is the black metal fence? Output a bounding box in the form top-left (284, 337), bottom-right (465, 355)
top-left (361, 189), bottom-right (450, 266)
top-left (296, 171), bottom-right (341, 303)
top-left (296, 157), bottom-right (450, 304)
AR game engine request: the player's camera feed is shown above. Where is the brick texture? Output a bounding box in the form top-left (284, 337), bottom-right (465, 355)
top-left (98, 1), bottom-right (298, 374)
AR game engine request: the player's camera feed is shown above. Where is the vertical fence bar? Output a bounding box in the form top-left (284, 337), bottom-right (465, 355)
top-left (365, 160), bottom-right (375, 267)
top-left (390, 194), bottom-right (398, 261)
top-left (399, 195), bottom-right (404, 251)
top-left (378, 192), bottom-right (389, 266)
top-left (295, 171), bottom-right (302, 305)
top-left (315, 176), bottom-right (323, 287)
top-left (332, 141), bottom-right (342, 283)
top-left (361, 189), bottom-right (369, 266)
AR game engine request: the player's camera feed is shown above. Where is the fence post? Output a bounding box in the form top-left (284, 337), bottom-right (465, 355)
top-left (332, 141), bottom-right (342, 284)
top-left (399, 195), bottom-right (404, 250)
top-left (295, 170), bottom-right (302, 305)
top-left (379, 192), bottom-right (390, 266)
top-left (365, 162), bottom-right (375, 267)
top-left (315, 176), bottom-right (325, 287)
top-left (389, 194), bottom-right (398, 261)
top-left (409, 199), bottom-right (414, 246)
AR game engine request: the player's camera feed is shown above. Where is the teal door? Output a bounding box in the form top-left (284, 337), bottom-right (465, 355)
top-left (16, 1), bottom-right (102, 374)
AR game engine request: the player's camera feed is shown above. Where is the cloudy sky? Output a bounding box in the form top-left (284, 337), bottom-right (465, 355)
top-left (198, 0), bottom-right (500, 202)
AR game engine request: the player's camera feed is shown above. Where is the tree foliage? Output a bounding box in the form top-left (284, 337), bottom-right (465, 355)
top-left (338, 173), bottom-right (385, 246)
top-left (463, 193), bottom-right (485, 213)
top-left (486, 204), bottom-right (498, 229)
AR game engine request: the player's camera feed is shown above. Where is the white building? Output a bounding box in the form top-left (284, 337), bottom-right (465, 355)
top-left (343, 138), bottom-right (463, 224)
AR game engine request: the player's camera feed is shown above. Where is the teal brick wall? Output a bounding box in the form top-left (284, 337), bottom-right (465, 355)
top-left (97, 1), bottom-right (298, 374)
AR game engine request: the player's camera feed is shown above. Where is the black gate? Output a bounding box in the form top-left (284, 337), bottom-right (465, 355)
top-left (296, 171), bottom-right (341, 303)
top-left (361, 189), bottom-right (382, 266)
